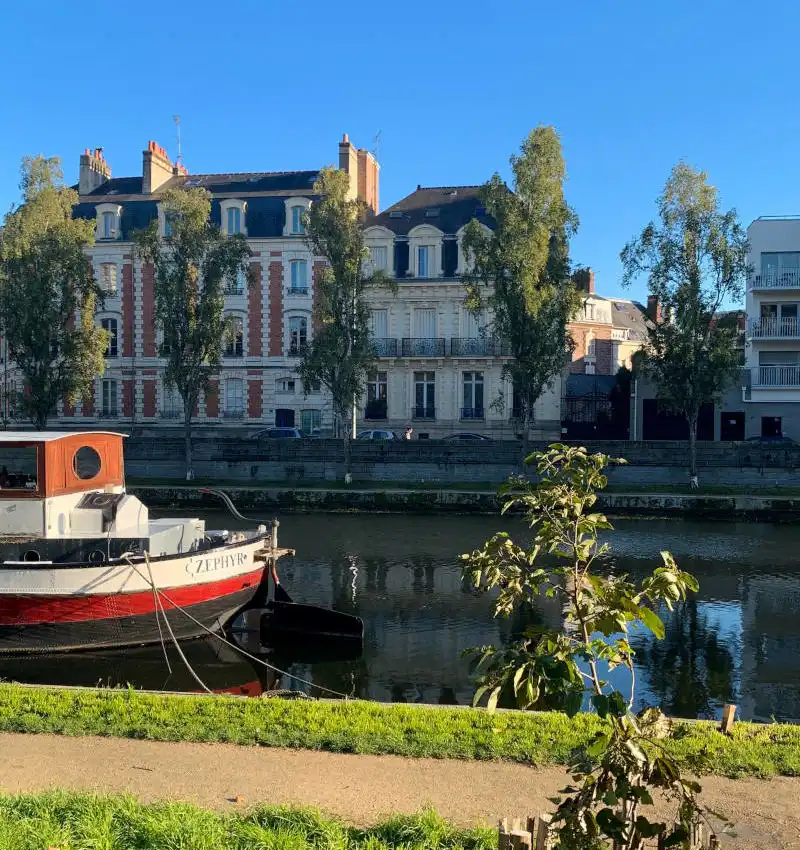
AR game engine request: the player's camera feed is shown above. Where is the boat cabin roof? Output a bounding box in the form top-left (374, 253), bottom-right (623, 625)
top-left (0, 431), bottom-right (127, 443)
top-left (0, 432), bottom-right (126, 499)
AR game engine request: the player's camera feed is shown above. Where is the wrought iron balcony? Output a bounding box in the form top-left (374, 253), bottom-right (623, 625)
top-left (751, 269), bottom-right (800, 290)
top-left (223, 409), bottom-right (246, 419)
top-left (753, 365), bottom-right (800, 388)
top-left (450, 338), bottom-right (512, 356)
top-left (460, 406), bottom-right (485, 420)
top-left (401, 338), bottom-right (446, 357)
top-left (158, 409), bottom-right (181, 420)
top-left (411, 405), bottom-right (436, 420)
top-left (372, 338), bottom-right (399, 357)
top-left (98, 410), bottom-right (118, 419)
top-left (749, 318), bottom-right (800, 339)
top-left (287, 286), bottom-right (309, 296)
top-left (288, 343), bottom-right (308, 357)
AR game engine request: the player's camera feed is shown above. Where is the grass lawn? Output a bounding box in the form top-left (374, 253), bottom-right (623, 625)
top-left (0, 684), bottom-right (798, 779)
top-left (0, 792), bottom-right (494, 850)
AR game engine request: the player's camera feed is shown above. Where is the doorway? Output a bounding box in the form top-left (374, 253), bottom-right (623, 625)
top-left (275, 408), bottom-right (295, 427)
top-left (761, 416), bottom-right (782, 437)
top-left (720, 411), bottom-right (744, 441)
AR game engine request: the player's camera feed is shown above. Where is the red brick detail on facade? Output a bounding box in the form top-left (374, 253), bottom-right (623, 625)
top-left (205, 379), bottom-right (219, 419)
top-left (82, 387), bottom-right (95, 417)
top-left (568, 323), bottom-right (614, 375)
top-left (268, 261), bottom-right (283, 356)
top-left (122, 380), bottom-right (134, 418)
top-left (122, 262), bottom-right (134, 357)
top-left (141, 263), bottom-right (157, 357)
top-left (248, 380), bottom-right (262, 419)
top-left (248, 262), bottom-right (263, 357)
top-left (62, 396), bottom-right (75, 418)
top-left (312, 261), bottom-right (326, 333)
top-left (270, 251), bottom-right (281, 257)
top-left (143, 381), bottom-right (156, 418)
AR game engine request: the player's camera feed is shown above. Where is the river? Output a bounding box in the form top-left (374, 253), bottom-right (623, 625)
top-left (1, 511), bottom-right (798, 722)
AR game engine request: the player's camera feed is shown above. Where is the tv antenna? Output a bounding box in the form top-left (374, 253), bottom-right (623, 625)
top-left (372, 129), bottom-right (382, 161)
top-left (173, 115), bottom-right (182, 165)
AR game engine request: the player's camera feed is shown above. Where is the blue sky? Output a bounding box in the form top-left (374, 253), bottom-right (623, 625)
top-left (2, 0), bottom-right (799, 302)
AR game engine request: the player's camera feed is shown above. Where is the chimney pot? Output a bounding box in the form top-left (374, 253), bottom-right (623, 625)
top-left (342, 132), bottom-right (349, 143)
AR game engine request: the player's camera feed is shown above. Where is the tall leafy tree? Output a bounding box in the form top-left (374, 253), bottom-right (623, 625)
top-left (462, 126), bottom-right (580, 451)
top-left (622, 163), bottom-right (748, 480)
top-left (0, 156), bottom-right (107, 429)
top-left (298, 167), bottom-right (389, 474)
top-left (135, 188), bottom-right (251, 478)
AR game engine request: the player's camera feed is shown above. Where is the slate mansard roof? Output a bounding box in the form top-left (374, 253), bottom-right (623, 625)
top-left (369, 186), bottom-right (494, 236)
top-left (73, 171), bottom-right (322, 240)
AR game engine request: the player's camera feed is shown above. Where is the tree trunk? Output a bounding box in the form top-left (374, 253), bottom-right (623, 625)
top-left (342, 403), bottom-right (352, 477)
top-left (184, 403), bottom-right (193, 481)
top-left (521, 391), bottom-right (533, 468)
top-left (687, 413), bottom-right (698, 482)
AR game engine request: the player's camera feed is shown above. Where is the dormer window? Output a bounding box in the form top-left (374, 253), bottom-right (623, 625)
top-left (283, 197), bottom-right (312, 237)
top-left (95, 204), bottom-right (122, 241)
top-left (220, 200), bottom-right (247, 237)
top-left (418, 247), bottom-right (430, 278)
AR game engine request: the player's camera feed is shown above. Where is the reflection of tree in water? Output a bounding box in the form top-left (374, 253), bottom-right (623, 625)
top-left (635, 600), bottom-right (737, 719)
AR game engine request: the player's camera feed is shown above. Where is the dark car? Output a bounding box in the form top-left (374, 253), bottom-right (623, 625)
top-left (745, 435), bottom-right (797, 447)
top-left (440, 433), bottom-right (493, 442)
top-left (250, 427), bottom-right (304, 440)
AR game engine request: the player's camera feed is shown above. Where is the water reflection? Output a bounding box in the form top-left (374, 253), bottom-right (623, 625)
top-left (2, 511), bottom-right (800, 721)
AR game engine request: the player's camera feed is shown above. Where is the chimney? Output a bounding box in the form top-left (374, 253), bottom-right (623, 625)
top-left (338, 133), bottom-right (359, 202)
top-left (572, 267), bottom-right (595, 294)
top-left (647, 294), bottom-right (663, 324)
top-left (142, 140), bottom-right (174, 194)
top-left (357, 148), bottom-right (380, 215)
top-left (78, 147), bottom-right (111, 195)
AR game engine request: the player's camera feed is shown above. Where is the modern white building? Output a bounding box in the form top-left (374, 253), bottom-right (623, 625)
top-left (360, 186), bottom-right (561, 439)
top-left (745, 216), bottom-right (800, 439)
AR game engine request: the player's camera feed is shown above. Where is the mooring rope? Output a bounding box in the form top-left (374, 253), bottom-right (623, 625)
top-left (124, 556), bottom-right (350, 699)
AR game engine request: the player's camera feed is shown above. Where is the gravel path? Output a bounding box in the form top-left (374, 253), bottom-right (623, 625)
top-left (0, 733), bottom-right (797, 848)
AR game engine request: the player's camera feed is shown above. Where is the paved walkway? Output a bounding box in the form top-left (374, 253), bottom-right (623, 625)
top-left (0, 734), bottom-right (798, 848)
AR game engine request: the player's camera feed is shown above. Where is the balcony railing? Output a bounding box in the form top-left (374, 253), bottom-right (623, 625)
top-left (460, 406), bottom-right (485, 420)
top-left (450, 338), bottom-right (511, 356)
top-left (288, 343), bottom-right (308, 357)
top-left (222, 409), bottom-right (246, 419)
top-left (753, 366), bottom-right (800, 388)
top-left (749, 318), bottom-right (800, 338)
top-left (411, 405), bottom-right (436, 420)
top-left (158, 409), bottom-right (181, 419)
top-left (402, 338), bottom-right (446, 357)
top-left (751, 269), bottom-right (800, 290)
top-left (98, 410), bottom-right (118, 419)
top-left (287, 286), bottom-right (309, 295)
top-left (372, 338), bottom-right (399, 357)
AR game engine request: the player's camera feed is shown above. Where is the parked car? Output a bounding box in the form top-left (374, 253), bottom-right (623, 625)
top-left (745, 435), bottom-right (797, 447)
top-left (440, 433), bottom-right (493, 442)
top-left (356, 429), bottom-right (397, 441)
top-left (250, 427), bottom-right (304, 440)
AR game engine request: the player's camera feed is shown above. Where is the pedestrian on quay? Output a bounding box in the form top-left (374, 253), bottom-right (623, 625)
top-left (405, 426), bottom-right (414, 440)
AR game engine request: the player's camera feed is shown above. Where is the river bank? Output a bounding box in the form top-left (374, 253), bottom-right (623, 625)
top-left (132, 482), bottom-right (800, 520)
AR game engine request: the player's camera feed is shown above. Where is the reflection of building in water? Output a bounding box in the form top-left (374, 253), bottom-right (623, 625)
top-left (280, 553), bottom-right (563, 705)
top-left (740, 575), bottom-right (800, 721)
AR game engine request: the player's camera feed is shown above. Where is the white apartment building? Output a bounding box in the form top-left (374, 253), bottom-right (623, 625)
top-left (746, 216), bottom-right (800, 439)
top-left (360, 186), bottom-right (561, 438)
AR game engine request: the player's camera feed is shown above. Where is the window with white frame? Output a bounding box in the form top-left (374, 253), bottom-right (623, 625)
top-left (101, 379), bottom-right (118, 417)
top-left (224, 315), bottom-right (244, 357)
top-left (370, 246), bottom-right (388, 271)
top-left (276, 377), bottom-right (296, 394)
top-left (226, 268), bottom-right (246, 295)
top-left (306, 379), bottom-right (321, 394)
top-left (101, 318), bottom-right (118, 358)
top-left (102, 212), bottom-right (114, 239)
top-left (95, 204), bottom-right (121, 241)
top-left (370, 309), bottom-right (388, 338)
top-left (413, 371), bottom-right (435, 418)
top-left (417, 246), bottom-right (430, 278)
top-left (224, 378), bottom-right (244, 417)
top-left (413, 308), bottom-right (436, 338)
top-left (365, 370), bottom-right (388, 420)
top-left (98, 263), bottom-right (117, 295)
top-left (291, 206), bottom-right (305, 234)
top-left (290, 260), bottom-right (308, 292)
top-left (462, 371), bottom-right (484, 418)
top-left (288, 316), bottom-right (307, 355)
top-left (161, 385), bottom-right (182, 419)
top-left (227, 206), bottom-right (242, 235)
top-left (300, 409), bottom-right (322, 436)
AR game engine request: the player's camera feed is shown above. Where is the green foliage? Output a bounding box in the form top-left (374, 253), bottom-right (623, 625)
top-left (135, 188), bottom-right (251, 475)
top-left (298, 168), bottom-right (391, 461)
top-left (621, 163), bottom-right (749, 476)
top-left (462, 444), bottom-right (723, 848)
top-left (0, 683), bottom-right (795, 779)
top-left (0, 793), bottom-right (495, 850)
top-left (461, 127), bottom-right (580, 438)
top-left (0, 155), bottom-right (107, 428)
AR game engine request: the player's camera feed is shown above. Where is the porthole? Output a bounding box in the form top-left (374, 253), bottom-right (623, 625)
top-left (73, 446), bottom-right (102, 480)
top-left (23, 550), bottom-right (40, 562)
top-left (88, 550), bottom-right (106, 564)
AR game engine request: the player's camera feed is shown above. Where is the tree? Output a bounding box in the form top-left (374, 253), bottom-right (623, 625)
top-left (462, 126), bottom-right (580, 453)
top-left (298, 167), bottom-right (390, 474)
top-left (135, 188), bottom-right (251, 478)
top-left (621, 163), bottom-right (748, 481)
top-left (463, 445), bottom-right (728, 848)
top-left (0, 156), bottom-right (107, 428)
